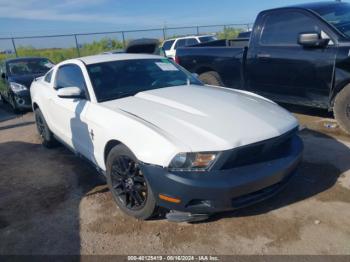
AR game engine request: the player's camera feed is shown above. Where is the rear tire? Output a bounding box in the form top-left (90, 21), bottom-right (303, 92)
top-left (199, 71), bottom-right (223, 86)
top-left (334, 86), bottom-right (350, 135)
top-left (106, 144), bottom-right (158, 220)
top-left (34, 108), bottom-right (57, 148)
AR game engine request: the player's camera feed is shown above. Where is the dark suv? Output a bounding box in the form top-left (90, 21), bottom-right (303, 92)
top-left (0, 57), bottom-right (54, 112)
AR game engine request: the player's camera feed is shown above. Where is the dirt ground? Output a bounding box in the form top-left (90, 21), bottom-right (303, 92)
top-left (0, 101), bottom-right (350, 255)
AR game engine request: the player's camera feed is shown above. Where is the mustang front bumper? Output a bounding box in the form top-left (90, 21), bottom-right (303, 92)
top-left (141, 134), bottom-right (303, 214)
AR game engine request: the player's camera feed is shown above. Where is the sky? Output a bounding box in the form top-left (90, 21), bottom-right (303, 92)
top-left (0, 0), bottom-right (339, 37)
top-left (0, 0), bottom-right (344, 50)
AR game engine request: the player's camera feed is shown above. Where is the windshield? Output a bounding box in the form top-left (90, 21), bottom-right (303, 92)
top-left (7, 59), bottom-right (54, 76)
top-left (87, 58), bottom-right (203, 102)
top-left (312, 3), bottom-right (350, 38)
top-left (199, 36), bottom-right (217, 43)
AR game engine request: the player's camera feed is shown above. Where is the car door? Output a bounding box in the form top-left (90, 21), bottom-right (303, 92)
top-left (49, 64), bottom-right (93, 159)
top-left (246, 10), bottom-right (337, 108)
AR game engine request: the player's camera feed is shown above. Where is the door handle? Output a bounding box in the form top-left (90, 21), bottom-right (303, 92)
top-left (257, 53), bottom-right (271, 59)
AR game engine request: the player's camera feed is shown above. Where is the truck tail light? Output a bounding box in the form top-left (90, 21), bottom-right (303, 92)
top-left (174, 56), bottom-right (180, 64)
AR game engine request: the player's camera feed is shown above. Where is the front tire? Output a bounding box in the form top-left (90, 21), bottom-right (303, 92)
top-left (34, 108), bottom-right (57, 148)
top-left (334, 87), bottom-right (350, 135)
top-left (199, 71), bottom-right (223, 86)
top-left (106, 144), bottom-right (158, 220)
top-left (10, 95), bottom-right (20, 114)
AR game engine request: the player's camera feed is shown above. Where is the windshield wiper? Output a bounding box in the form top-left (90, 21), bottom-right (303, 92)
top-left (117, 92), bottom-right (137, 99)
top-left (99, 91), bottom-right (138, 102)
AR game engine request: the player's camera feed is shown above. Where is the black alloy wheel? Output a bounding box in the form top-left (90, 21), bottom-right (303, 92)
top-left (110, 155), bottom-right (148, 210)
top-left (35, 112), bottom-right (46, 139)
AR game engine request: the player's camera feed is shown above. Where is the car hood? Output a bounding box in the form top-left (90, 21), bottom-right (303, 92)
top-left (101, 85), bottom-right (298, 151)
top-left (8, 73), bottom-right (45, 89)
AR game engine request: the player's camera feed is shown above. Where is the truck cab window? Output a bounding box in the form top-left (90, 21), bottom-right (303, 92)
top-left (260, 11), bottom-right (321, 45)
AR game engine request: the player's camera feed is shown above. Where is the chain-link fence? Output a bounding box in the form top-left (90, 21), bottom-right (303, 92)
top-left (0, 23), bottom-right (252, 63)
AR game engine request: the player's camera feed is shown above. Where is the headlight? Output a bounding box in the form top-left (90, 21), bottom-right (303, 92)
top-left (10, 82), bottom-right (27, 93)
top-left (169, 152), bottom-right (219, 171)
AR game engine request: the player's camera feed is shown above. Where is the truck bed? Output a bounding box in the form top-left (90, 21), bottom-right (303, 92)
top-left (176, 39), bottom-right (248, 88)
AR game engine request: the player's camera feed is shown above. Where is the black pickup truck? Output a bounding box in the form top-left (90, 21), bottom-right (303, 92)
top-left (176, 2), bottom-right (350, 134)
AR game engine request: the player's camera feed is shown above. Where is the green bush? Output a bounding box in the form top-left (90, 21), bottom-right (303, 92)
top-left (217, 27), bottom-right (242, 39)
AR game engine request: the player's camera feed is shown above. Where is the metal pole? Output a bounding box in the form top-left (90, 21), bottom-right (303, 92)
top-left (224, 25), bottom-right (227, 39)
top-left (11, 38), bottom-right (18, 57)
top-left (74, 34), bottom-right (80, 57)
top-left (247, 24), bottom-right (250, 31)
top-left (162, 28), bottom-right (166, 40)
top-left (196, 26), bottom-right (200, 35)
top-left (122, 31), bottom-right (126, 48)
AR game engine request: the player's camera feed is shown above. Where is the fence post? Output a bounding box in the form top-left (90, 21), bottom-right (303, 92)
top-left (196, 26), bottom-right (200, 35)
top-left (11, 38), bottom-right (18, 57)
top-left (162, 28), bottom-right (166, 41)
top-left (74, 34), bottom-right (80, 57)
top-left (122, 31), bottom-right (126, 48)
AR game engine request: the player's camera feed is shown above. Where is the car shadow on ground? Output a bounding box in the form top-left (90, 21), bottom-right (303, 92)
top-left (0, 141), bottom-right (105, 256)
top-left (0, 101), bottom-right (17, 122)
top-left (207, 128), bottom-right (350, 222)
top-left (0, 99), bottom-right (33, 123)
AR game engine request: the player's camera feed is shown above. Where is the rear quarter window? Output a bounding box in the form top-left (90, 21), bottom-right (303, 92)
top-left (44, 69), bottom-right (53, 83)
top-left (163, 40), bottom-right (175, 50)
top-left (260, 11), bottom-right (322, 45)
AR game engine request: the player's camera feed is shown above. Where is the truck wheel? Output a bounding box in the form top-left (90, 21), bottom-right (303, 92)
top-left (106, 144), bottom-right (158, 220)
top-left (199, 71), bottom-right (223, 86)
top-left (34, 108), bottom-right (57, 148)
top-left (334, 87), bottom-right (350, 135)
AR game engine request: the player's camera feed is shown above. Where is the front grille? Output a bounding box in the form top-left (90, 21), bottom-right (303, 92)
top-left (221, 128), bottom-right (297, 170)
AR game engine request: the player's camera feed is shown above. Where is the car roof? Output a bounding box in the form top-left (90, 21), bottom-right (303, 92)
top-left (165, 35), bottom-right (214, 42)
top-left (287, 1), bottom-right (345, 10)
top-left (4, 57), bottom-right (48, 64)
top-left (263, 1), bottom-right (346, 13)
top-left (74, 53), bottom-right (164, 65)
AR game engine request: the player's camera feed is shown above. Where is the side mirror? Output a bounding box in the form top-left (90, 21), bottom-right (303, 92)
top-left (57, 86), bottom-right (85, 99)
top-left (1, 72), bottom-right (6, 79)
top-left (298, 33), bottom-right (329, 48)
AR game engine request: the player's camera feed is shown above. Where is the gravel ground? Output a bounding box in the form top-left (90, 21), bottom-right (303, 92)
top-left (0, 102), bottom-right (349, 255)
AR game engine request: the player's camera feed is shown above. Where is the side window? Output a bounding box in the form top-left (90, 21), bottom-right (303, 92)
top-left (163, 40), bottom-right (175, 51)
top-left (260, 11), bottom-right (321, 45)
top-left (186, 38), bottom-right (199, 46)
top-left (55, 64), bottom-right (86, 91)
top-left (44, 69), bottom-right (53, 83)
top-left (174, 39), bottom-right (187, 49)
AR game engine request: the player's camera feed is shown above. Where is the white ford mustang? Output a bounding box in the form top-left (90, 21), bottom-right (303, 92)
top-left (30, 54), bottom-right (303, 222)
